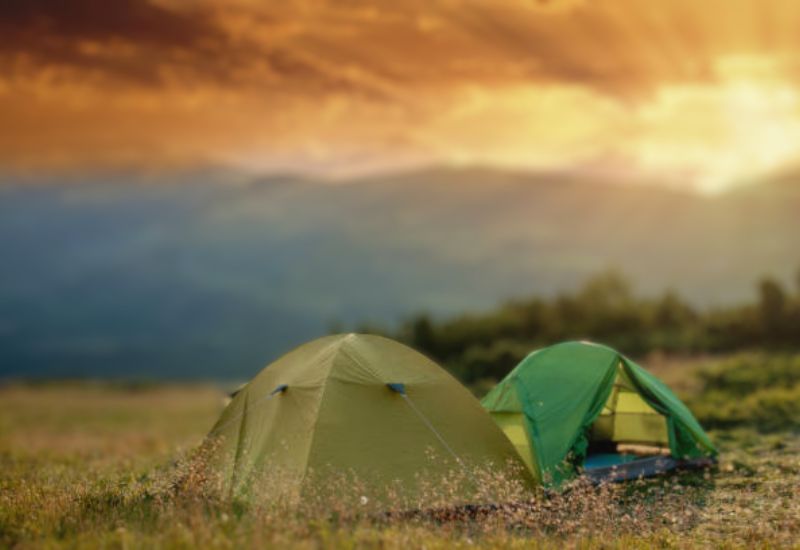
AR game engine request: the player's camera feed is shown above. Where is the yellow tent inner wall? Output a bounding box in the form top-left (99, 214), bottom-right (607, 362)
top-left (490, 412), bottom-right (537, 480)
top-left (591, 363), bottom-right (668, 446)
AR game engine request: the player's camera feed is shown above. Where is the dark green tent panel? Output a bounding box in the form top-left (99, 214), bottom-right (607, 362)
top-left (481, 341), bottom-right (716, 486)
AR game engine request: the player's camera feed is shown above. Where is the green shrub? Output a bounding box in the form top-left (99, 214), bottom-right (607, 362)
top-left (689, 354), bottom-right (800, 431)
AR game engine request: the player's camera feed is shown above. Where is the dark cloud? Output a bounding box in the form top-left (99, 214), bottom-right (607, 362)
top-left (0, 0), bottom-right (397, 96)
top-left (0, 0), bottom-right (218, 47)
top-left (0, 0), bottom-right (764, 96)
top-left (2, 0), bottom-right (798, 96)
top-left (0, 0), bottom-right (229, 84)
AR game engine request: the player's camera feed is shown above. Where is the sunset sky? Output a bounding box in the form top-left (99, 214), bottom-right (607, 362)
top-left (4, 0), bottom-right (800, 191)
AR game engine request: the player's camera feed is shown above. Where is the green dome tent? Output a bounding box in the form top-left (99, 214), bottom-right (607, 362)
top-left (481, 341), bottom-right (716, 486)
top-left (205, 333), bottom-right (532, 503)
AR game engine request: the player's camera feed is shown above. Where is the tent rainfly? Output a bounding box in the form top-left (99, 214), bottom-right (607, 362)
top-left (205, 333), bottom-right (532, 502)
top-left (481, 341), bottom-right (717, 486)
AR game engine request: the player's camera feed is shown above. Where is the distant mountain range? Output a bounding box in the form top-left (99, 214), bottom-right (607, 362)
top-left (1, 167), bottom-right (798, 379)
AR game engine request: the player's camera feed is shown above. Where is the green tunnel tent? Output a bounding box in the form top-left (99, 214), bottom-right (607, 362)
top-left (481, 341), bottom-right (717, 486)
top-left (205, 334), bottom-right (532, 503)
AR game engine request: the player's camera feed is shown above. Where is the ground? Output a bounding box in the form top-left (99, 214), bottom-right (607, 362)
top-left (1, 361), bottom-right (799, 549)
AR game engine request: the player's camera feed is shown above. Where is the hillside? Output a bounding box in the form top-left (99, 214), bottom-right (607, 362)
top-left (1, 168), bottom-right (799, 378)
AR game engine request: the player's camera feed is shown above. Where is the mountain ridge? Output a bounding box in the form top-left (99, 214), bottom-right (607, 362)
top-left (1, 167), bottom-right (798, 378)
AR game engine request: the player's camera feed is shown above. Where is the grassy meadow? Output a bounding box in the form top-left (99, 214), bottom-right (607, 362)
top-left (1, 355), bottom-right (799, 549)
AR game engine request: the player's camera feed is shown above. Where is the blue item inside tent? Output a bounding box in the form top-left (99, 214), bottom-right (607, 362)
top-left (584, 453), bottom-right (640, 470)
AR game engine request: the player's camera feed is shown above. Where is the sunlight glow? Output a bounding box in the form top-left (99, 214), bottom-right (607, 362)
top-left (5, 0), bottom-right (800, 191)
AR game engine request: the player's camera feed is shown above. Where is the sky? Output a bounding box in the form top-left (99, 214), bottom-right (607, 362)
top-left (4, 0), bottom-right (800, 191)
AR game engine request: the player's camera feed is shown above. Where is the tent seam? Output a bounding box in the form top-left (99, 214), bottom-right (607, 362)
top-left (297, 338), bottom-right (346, 487)
top-left (341, 336), bottom-right (465, 466)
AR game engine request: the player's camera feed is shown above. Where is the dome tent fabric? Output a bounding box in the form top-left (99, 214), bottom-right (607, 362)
top-left (204, 333), bottom-right (532, 503)
top-left (481, 341), bottom-right (716, 486)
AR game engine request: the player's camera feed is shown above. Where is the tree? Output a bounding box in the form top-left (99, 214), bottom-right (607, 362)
top-left (654, 290), bottom-right (696, 330)
top-left (796, 266), bottom-right (800, 296)
top-left (578, 270), bottom-right (633, 310)
top-left (409, 314), bottom-right (437, 357)
top-left (758, 277), bottom-right (788, 341)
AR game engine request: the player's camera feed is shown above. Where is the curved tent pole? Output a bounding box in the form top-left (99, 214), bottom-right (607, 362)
top-left (387, 383), bottom-right (463, 465)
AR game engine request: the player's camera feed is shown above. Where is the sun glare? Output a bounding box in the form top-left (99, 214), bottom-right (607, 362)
top-left (622, 56), bottom-right (800, 193)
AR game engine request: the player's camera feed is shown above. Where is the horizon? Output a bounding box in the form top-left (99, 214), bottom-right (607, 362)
top-left (2, 161), bottom-right (795, 196)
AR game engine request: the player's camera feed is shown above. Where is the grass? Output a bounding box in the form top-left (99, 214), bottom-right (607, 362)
top-left (1, 356), bottom-right (799, 549)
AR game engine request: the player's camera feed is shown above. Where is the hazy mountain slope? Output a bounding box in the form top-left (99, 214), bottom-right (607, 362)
top-left (1, 168), bottom-right (798, 379)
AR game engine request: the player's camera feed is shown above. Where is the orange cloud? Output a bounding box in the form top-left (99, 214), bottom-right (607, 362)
top-left (3, 0), bottom-right (800, 189)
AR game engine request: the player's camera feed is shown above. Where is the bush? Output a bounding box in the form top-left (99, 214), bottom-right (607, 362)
top-left (689, 354), bottom-right (800, 431)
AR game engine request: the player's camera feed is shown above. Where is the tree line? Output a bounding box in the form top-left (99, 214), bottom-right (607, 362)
top-left (368, 270), bottom-right (800, 385)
